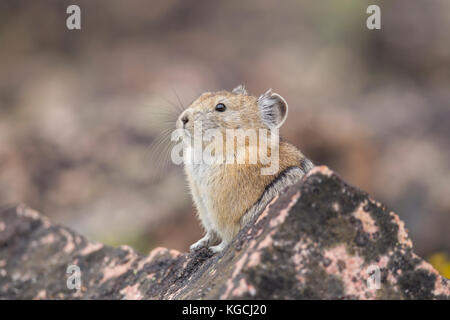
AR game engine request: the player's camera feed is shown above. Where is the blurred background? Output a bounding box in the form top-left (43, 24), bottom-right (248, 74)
top-left (0, 0), bottom-right (449, 276)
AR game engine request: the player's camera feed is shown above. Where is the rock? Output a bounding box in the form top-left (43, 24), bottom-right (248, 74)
top-left (0, 166), bottom-right (448, 299)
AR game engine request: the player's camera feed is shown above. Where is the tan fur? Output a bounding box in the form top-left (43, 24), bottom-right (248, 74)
top-left (178, 87), bottom-right (312, 253)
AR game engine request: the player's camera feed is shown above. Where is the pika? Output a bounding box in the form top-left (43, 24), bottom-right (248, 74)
top-left (176, 85), bottom-right (313, 253)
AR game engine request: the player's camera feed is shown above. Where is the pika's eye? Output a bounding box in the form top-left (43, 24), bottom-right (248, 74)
top-left (215, 103), bottom-right (226, 112)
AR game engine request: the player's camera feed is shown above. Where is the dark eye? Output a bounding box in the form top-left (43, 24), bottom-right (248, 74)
top-left (215, 103), bottom-right (226, 112)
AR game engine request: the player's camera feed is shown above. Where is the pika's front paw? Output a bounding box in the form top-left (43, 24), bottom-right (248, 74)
top-left (209, 242), bottom-right (227, 254)
top-left (190, 236), bottom-right (211, 252)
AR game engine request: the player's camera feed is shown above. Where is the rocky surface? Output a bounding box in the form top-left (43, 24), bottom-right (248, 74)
top-left (0, 166), bottom-right (448, 299)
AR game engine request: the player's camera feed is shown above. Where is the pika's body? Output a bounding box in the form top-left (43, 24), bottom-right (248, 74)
top-left (177, 85), bottom-right (313, 252)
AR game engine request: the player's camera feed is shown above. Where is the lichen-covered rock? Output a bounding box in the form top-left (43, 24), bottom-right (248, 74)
top-left (0, 166), bottom-right (448, 299)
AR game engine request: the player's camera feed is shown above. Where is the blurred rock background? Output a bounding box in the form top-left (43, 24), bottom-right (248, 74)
top-left (0, 0), bottom-right (448, 274)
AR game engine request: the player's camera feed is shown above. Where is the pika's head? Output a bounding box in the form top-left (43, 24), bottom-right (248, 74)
top-left (176, 85), bottom-right (288, 135)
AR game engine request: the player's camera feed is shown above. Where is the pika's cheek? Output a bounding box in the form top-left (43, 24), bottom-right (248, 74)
top-left (219, 115), bottom-right (239, 129)
top-left (193, 115), bottom-right (214, 130)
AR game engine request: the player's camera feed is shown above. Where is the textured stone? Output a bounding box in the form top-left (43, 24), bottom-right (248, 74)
top-left (0, 166), bottom-right (448, 299)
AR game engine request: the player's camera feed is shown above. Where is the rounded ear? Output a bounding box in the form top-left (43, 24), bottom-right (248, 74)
top-left (232, 84), bottom-right (248, 95)
top-left (257, 89), bottom-right (288, 128)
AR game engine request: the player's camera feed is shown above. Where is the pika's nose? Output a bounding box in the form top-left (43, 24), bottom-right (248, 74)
top-left (181, 115), bottom-right (189, 126)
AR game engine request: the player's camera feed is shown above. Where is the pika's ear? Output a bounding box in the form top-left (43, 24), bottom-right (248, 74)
top-left (232, 84), bottom-right (247, 95)
top-left (257, 89), bottom-right (288, 128)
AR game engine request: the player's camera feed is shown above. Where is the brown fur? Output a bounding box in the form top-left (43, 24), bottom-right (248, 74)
top-left (210, 141), bottom-right (304, 238)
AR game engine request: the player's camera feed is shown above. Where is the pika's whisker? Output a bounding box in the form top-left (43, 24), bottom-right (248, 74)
top-left (171, 87), bottom-right (186, 113)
